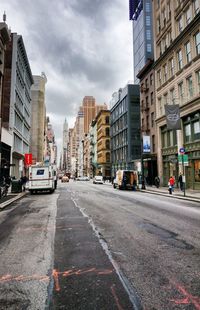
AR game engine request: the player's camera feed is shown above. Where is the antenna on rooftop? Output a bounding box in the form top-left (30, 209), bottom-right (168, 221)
top-left (3, 11), bottom-right (6, 22)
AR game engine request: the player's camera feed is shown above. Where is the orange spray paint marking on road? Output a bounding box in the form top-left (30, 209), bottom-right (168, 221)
top-left (170, 282), bottom-right (200, 310)
top-left (111, 284), bottom-right (124, 310)
top-left (52, 269), bottom-right (60, 292)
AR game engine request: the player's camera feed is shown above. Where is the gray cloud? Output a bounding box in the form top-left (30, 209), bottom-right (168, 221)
top-left (1, 0), bottom-right (132, 153)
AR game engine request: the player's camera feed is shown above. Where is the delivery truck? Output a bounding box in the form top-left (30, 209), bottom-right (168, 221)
top-left (28, 164), bottom-right (56, 194)
top-left (113, 170), bottom-right (138, 190)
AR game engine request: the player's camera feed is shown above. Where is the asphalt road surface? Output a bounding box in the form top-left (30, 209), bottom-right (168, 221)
top-left (0, 180), bottom-right (199, 310)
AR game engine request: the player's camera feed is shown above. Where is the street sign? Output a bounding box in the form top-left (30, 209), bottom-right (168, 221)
top-left (179, 147), bottom-right (185, 154)
top-left (178, 154), bottom-right (189, 165)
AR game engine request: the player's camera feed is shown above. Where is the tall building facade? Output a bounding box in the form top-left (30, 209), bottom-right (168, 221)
top-left (44, 117), bottom-right (57, 165)
top-left (129, 0), bottom-right (154, 83)
top-left (2, 33), bottom-right (33, 178)
top-left (96, 110), bottom-right (111, 178)
top-left (110, 84), bottom-right (141, 177)
top-left (30, 73), bottom-right (47, 163)
top-left (62, 118), bottom-right (68, 171)
top-left (0, 17), bottom-right (10, 180)
top-left (137, 61), bottom-right (158, 185)
top-left (153, 0), bottom-right (200, 189)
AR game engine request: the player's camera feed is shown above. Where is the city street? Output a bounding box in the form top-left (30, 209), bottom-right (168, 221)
top-left (0, 180), bottom-right (199, 309)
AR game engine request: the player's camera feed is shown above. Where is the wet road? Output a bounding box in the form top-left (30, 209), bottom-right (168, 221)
top-left (0, 181), bottom-right (199, 309)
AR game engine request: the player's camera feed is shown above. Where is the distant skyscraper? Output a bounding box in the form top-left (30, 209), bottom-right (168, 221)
top-left (82, 96), bottom-right (96, 134)
top-left (129, 0), bottom-right (154, 83)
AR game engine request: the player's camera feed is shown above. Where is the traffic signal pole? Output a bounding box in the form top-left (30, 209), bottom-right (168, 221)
top-left (181, 153), bottom-right (186, 197)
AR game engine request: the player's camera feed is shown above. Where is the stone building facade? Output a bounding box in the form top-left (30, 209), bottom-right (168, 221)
top-left (153, 0), bottom-right (200, 188)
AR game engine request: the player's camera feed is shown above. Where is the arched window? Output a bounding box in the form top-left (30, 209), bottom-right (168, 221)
top-left (105, 127), bottom-right (110, 136)
top-left (106, 152), bottom-right (110, 162)
top-left (105, 139), bottom-right (110, 149)
top-left (105, 116), bottom-right (110, 124)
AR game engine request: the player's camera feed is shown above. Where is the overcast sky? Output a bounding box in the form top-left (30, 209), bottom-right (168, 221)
top-left (1, 1), bottom-right (133, 154)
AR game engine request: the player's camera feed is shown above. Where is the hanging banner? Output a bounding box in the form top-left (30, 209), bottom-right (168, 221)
top-left (24, 153), bottom-right (32, 166)
top-left (143, 135), bottom-right (151, 153)
top-left (165, 104), bottom-right (181, 130)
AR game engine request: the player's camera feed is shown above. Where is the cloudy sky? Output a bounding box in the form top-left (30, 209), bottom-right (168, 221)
top-left (1, 0), bottom-right (133, 154)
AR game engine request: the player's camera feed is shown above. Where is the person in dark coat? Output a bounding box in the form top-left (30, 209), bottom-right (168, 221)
top-left (178, 173), bottom-right (183, 191)
top-left (20, 175), bottom-right (28, 191)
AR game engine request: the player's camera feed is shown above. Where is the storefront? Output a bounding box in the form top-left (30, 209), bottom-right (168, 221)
top-left (183, 112), bottom-right (200, 190)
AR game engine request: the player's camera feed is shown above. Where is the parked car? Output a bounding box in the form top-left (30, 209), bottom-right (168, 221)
top-left (93, 176), bottom-right (103, 184)
top-left (61, 175), bottom-right (69, 183)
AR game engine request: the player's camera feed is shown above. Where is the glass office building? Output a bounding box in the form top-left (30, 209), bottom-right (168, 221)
top-left (129, 0), bottom-right (154, 83)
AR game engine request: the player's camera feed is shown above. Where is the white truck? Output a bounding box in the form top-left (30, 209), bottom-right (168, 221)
top-left (28, 164), bottom-right (56, 194)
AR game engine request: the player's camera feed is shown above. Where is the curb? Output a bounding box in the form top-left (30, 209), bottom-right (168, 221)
top-left (141, 189), bottom-right (200, 203)
top-left (0, 192), bottom-right (27, 210)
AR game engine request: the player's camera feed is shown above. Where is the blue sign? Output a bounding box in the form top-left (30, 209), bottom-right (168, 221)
top-left (179, 147), bottom-right (185, 154)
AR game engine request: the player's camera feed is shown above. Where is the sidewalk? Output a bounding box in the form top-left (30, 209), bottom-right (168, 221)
top-left (142, 185), bottom-right (200, 203)
top-left (0, 191), bottom-right (27, 210)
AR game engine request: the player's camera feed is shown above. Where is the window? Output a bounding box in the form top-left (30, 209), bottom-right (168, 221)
top-left (187, 76), bottom-right (193, 98)
top-left (105, 127), bottom-right (110, 136)
top-left (170, 88), bottom-right (175, 104)
top-left (152, 135), bottom-right (155, 153)
top-left (157, 16), bottom-right (161, 33)
top-left (146, 16), bottom-right (151, 26)
top-left (105, 116), bottom-right (109, 124)
top-left (158, 97), bottom-right (163, 116)
top-left (146, 30), bottom-right (151, 40)
top-left (178, 82), bottom-right (184, 104)
top-left (151, 92), bottom-right (154, 105)
top-left (150, 74), bottom-right (153, 85)
top-left (178, 16), bottom-right (183, 33)
top-left (196, 70), bottom-right (200, 93)
top-left (169, 57), bottom-right (174, 76)
top-left (157, 70), bottom-right (162, 87)
top-left (186, 6), bottom-right (192, 25)
top-left (106, 152), bottom-right (110, 163)
top-left (194, 31), bottom-right (200, 55)
top-left (151, 112), bottom-right (154, 127)
top-left (177, 49), bottom-right (183, 70)
top-left (193, 0), bottom-right (200, 15)
top-left (105, 139), bottom-right (110, 149)
top-left (162, 8), bottom-right (167, 26)
top-left (146, 2), bottom-right (151, 12)
top-left (169, 130), bottom-right (173, 146)
top-left (194, 121), bottom-right (200, 140)
top-left (163, 64), bottom-right (168, 82)
top-left (185, 41), bottom-right (191, 63)
top-left (36, 169), bottom-right (45, 175)
top-left (184, 123), bottom-right (191, 142)
top-left (147, 44), bottom-right (152, 52)
top-left (167, 2), bottom-right (171, 20)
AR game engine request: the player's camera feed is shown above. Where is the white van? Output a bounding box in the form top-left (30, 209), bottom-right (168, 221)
top-left (28, 165), bottom-right (55, 194)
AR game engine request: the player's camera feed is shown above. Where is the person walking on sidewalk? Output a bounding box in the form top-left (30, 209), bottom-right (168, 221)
top-left (155, 176), bottom-right (160, 188)
top-left (168, 176), bottom-right (175, 194)
top-left (178, 173), bottom-right (184, 191)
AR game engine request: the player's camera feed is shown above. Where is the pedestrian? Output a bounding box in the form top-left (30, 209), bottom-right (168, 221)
top-left (20, 175), bottom-right (28, 191)
top-left (154, 176), bottom-right (160, 188)
top-left (168, 176), bottom-right (175, 194)
top-left (178, 173), bottom-right (183, 191)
